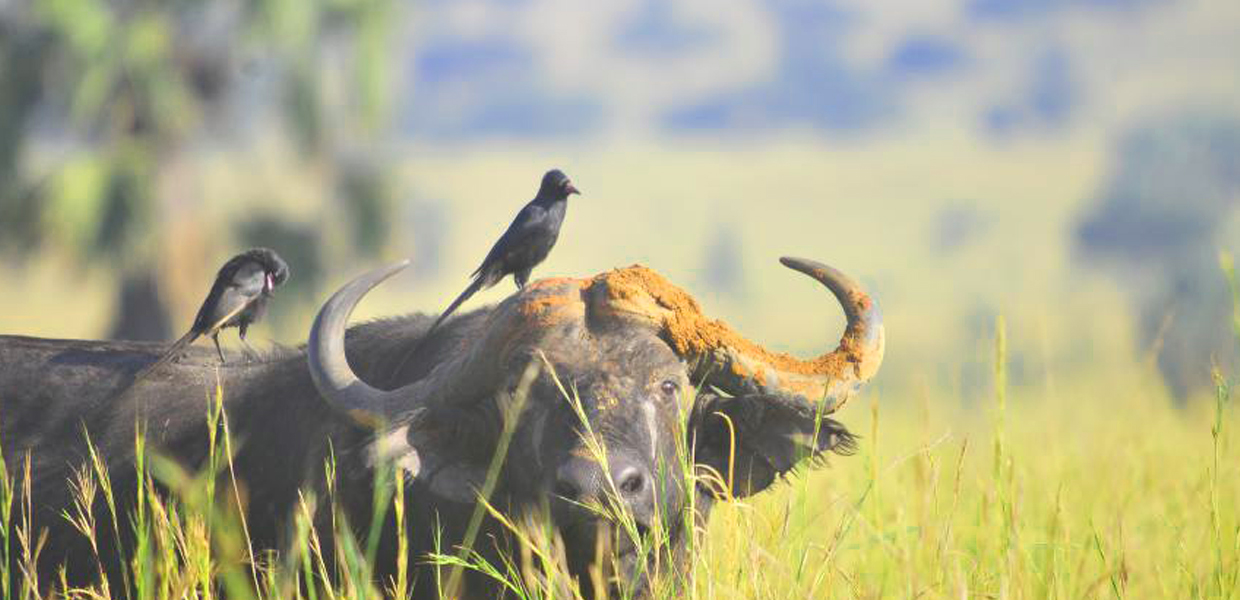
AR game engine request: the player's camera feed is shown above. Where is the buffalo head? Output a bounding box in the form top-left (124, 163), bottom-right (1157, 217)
top-left (305, 257), bottom-right (884, 597)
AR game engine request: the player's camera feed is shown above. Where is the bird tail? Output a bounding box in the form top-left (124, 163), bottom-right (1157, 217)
top-left (131, 329), bottom-right (199, 386)
top-left (388, 276), bottom-right (486, 379)
top-left (428, 276), bottom-right (486, 336)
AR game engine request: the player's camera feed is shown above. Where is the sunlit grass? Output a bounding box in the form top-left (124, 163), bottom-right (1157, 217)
top-left (702, 358), bottom-right (1237, 600)
top-left (2, 249), bottom-right (1239, 598)
top-left (0, 337), bottom-right (1235, 598)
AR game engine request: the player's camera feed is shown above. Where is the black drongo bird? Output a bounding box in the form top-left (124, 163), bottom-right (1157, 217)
top-left (136, 248), bottom-right (290, 379)
top-left (428, 168), bottom-right (580, 335)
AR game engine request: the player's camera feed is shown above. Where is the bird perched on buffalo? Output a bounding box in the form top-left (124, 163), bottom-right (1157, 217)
top-left (428, 168), bottom-right (580, 335)
top-left (135, 248), bottom-right (289, 380)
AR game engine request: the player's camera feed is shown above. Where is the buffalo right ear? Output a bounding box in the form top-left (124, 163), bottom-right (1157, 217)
top-left (688, 393), bottom-right (856, 499)
top-left (366, 417), bottom-right (494, 505)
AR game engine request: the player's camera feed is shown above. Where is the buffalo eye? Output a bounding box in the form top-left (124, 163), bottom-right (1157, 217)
top-left (659, 379), bottom-right (680, 398)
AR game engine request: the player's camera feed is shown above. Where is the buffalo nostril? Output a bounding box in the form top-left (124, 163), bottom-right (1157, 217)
top-left (616, 467), bottom-right (646, 497)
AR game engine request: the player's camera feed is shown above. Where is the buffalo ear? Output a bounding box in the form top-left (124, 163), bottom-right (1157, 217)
top-left (365, 405), bottom-right (500, 504)
top-left (689, 393), bottom-right (856, 498)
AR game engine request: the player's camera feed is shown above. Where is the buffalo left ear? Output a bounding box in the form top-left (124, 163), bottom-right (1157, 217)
top-left (689, 393), bottom-right (856, 498)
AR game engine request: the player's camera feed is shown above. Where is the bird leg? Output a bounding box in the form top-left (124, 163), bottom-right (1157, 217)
top-left (212, 332), bottom-right (226, 364)
top-left (241, 338), bottom-right (258, 362)
top-left (238, 324), bottom-right (256, 361)
top-left (514, 268), bottom-right (531, 290)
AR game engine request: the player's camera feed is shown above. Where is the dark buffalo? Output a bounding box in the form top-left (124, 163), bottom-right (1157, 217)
top-left (0, 257), bottom-right (884, 598)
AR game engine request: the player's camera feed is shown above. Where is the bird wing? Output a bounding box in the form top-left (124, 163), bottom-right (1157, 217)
top-left (471, 202), bottom-right (548, 279)
top-left (196, 263), bottom-right (267, 334)
top-left (203, 294), bottom-right (254, 333)
top-left (191, 276), bottom-right (231, 333)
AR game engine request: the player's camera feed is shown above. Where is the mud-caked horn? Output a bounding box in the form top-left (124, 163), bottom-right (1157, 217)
top-left (584, 257), bottom-right (884, 412)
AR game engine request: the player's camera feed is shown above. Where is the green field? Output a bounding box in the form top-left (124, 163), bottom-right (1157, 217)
top-left (0, 334), bottom-right (1234, 599)
top-left (1, 142), bottom-right (1237, 598)
top-left (699, 361), bottom-right (1239, 599)
top-left (4, 0), bottom-right (1240, 593)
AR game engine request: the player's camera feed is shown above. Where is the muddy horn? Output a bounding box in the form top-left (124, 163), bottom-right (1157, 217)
top-left (699, 257), bottom-right (884, 412)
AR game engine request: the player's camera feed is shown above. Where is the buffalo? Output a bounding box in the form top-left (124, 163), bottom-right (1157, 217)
top-left (0, 256), bottom-right (884, 598)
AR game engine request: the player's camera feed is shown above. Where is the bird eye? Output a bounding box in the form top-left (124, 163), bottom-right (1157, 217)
top-left (659, 380), bottom-right (680, 398)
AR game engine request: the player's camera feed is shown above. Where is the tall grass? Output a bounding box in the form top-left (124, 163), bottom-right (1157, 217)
top-left (691, 309), bottom-right (1238, 599)
top-left (0, 334), bottom-right (1237, 599)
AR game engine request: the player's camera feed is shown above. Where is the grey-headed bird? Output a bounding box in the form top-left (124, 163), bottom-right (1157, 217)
top-left (137, 248), bottom-right (289, 379)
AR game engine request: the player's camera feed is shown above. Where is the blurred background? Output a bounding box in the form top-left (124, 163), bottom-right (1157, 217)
top-left (1, 0), bottom-right (1238, 406)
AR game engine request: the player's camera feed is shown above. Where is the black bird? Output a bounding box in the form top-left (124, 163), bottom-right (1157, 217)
top-left (428, 168), bottom-right (580, 334)
top-left (136, 248), bottom-right (290, 379)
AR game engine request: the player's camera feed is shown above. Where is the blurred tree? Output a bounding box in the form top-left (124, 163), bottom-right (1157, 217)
top-left (699, 221), bottom-right (745, 298)
top-left (405, 198), bottom-right (449, 281)
top-left (1076, 112), bottom-right (1240, 402)
top-left (338, 159), bottom-right (394, 258)
top-left (0, 0), bottom-right (397, 340)
top-left (929, 204), bottom-right (993, 254)
top-left (0, 16), bottom-right (53, 258)
top-left (106, 269), bottom-right (172, 342)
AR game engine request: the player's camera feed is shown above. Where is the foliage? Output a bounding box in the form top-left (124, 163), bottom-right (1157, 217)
top-left (1075, 113), bottom-right (1240, 400)
top-left (0, 0), bottom-right (397, 337)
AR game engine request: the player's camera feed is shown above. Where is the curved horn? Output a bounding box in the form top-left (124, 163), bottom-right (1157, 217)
top-left (701, 257), bottom-right (884, 412)
top-left (307, 261), bottom-right (411, 424)
top-left (308, 260), bottom-right (511, 426)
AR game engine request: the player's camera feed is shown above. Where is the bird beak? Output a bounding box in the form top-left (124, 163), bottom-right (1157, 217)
top-left (565, 183), bottom-right (581, 196)
top-left (265, 273), bottom-right (274, 293)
